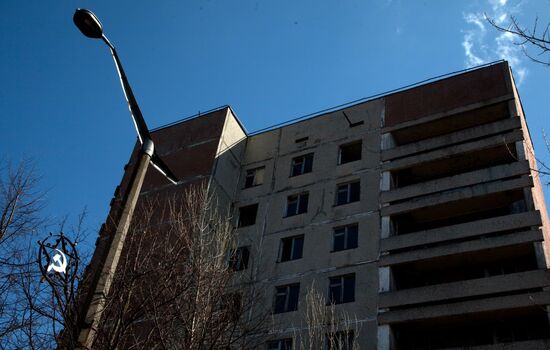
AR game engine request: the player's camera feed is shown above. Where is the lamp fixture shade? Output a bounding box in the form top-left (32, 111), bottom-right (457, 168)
top-left (73, 9), bottom-right (103, 39)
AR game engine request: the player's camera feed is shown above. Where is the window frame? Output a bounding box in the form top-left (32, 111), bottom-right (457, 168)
top-left (332, 224), bottom-right (358, 252)
top-left (244, 166), bottom-right (265, 188)
top-left (228, 246), bottom-right (250, 271)
top-left (279, 235), bottom-right (305, 262)
top-left (290, 153), bottom-right (314, 177)
top-left (273, 283), bottom-right (300, 314)
top-left (338, 141), bottom-right (362, 165)
top-left (285, 192), bottom-right (309, 217)
top-left (328, 274), bottom-right (355, 305)
top-left (335, 181), bottom-right (360, 206)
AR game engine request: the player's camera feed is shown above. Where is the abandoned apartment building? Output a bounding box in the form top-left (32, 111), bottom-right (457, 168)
top-left (85, 61), bottom-right (550, 349)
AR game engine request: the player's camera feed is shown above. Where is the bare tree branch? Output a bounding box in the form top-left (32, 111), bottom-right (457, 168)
top-left (487, 15), bottom-right (550, 67)
top-left (89, 184), bottom-right (268, 349)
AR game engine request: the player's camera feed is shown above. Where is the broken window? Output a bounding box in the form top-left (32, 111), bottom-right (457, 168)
top-left (286, 193), bottom-right (309, 217)
top-left (267, 339), bottom-right (293, 350)
top-left (228, 246), bottom-right (250, 271)
top-left (333, 224), bottom-right (358, 252)
top-left (328, 274), bottom-right (355, 304)
top-left (290, 153), bottom-right (314, 177)
top-left (336, 181), bottom-right (360, 205)
top-left (338, 141), bottom-right (362, 164)
top-left (238, 204), bottom-right (258, 227)
top-left (279, 235), bottom-right (304, 262)
top-left (274, 284), bottom-right (300, 313)
top-left (244, 166), bottom-right (265, 188)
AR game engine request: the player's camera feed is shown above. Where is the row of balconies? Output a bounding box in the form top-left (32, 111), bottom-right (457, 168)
top-left (378, 100), bottom-right (550, 349)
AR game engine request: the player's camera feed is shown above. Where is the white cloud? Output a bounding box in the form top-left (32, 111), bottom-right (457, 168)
top-left (461, 0), bottom-right (527, 85)
top-left (463, 33), bottom-right (485, 66)
top-left (464, 12), bottom-right (487, 32)
top-left (489, 0), bottom-right (508, 11)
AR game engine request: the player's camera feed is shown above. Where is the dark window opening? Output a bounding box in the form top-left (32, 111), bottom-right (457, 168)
top-left (394, 311), bottom-right (550, 349)
top-left (219, 292), bottom-right (242, 322)
top-left (267, 339), bottom-right (293, 350)
top-left (279, 235), bottom-right (304, 262)
top-left (326, 331), bottom-right (355, 350)
top-left (274, 284), bottom-right (300, 314)
top-left (244, 167), bottom-right (265, 188)
top-left (333, 224), bottom-right (358, 252)
top-left (238, 204), bottom-right (258, 227)
top-left (229, 246), bottom-right (250, 271)
top-left (339, 141), bottom-right (362, 164)
top-left (291, 153), bottom-right (314, 177)
top-left (336, 181), bottom-right (360, 205)
top-left (328, 274), bottom-right (355, 304)
top-left (286, 193), bottom-right (309, 217)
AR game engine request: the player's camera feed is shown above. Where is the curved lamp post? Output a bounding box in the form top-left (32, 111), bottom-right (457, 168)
top-left (73, 8), bottom-right (178, 348)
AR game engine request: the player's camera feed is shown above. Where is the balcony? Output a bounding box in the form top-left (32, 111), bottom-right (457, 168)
top-left (379, 270), bottom-right (550, 309)
top-left (381, 211), bottom-right (542, 252)
top-left (389, 308), bottom-right (550, 349)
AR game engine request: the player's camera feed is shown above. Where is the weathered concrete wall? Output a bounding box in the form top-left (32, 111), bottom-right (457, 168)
top-left (234, 98), bottom-right (384, 349)
top-left (210, 108), bottom-right (247, 213)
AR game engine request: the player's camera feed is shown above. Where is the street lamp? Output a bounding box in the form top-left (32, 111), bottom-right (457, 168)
top-left (73, 8), bottom-right (178, 348)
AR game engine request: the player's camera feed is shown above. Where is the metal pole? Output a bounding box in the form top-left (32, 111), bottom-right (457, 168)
top-left (77, 141), bottom-right (153, 348)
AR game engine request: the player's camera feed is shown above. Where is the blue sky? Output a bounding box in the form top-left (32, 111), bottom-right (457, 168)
top-left (1, 0), bottom-right (549, 251)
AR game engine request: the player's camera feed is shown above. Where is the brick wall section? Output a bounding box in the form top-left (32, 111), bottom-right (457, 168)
top-left (78, 108), bottom-right (229, 324)
top-left (385, 63), bottom-right (510, 127)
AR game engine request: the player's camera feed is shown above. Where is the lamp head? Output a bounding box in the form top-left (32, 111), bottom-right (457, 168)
top-left (73, 9), bottom-right (103, 39)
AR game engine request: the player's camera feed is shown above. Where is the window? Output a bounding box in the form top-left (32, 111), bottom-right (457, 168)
top-left (328, 274), bottom-right (355, 304)
top-left (274, 284), bottom-right (300, 313)
top-left (244, 167), bottom-right (265, 188)
top-left (267, 339), bottom-right (292, 350)
top-left (279, 235), bottom-right (304, 262)
top-left (286, 193), bottom-right (309, 217)
top-left (238, 204), bottom-right (258, 227)
top-left (332, 224), bottom-right (358, 252)
top-left (290, 153), bottom-right (314, 177)
top-left (326, 331), bottom-right (355, 350)
top-left (338, 141), bottom-right (362, 164)
top-left (229, 246), bottom-right (250, 271)
top-left (219, 292), bottom-right (242, 322)
top-left (336, 181), bottom-right (360, 206)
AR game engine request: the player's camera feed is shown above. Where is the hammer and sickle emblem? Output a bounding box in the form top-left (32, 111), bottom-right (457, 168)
top-left (47, 249), bottom-right (68, 274)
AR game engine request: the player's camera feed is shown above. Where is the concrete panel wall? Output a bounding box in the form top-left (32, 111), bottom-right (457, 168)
top-left (235, 98), bottom-right (384, 348)
top-left (211, 108), bottom-right (247, 210)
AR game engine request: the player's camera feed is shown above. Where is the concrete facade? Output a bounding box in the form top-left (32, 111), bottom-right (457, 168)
top-left (87, 61), bottom-right (550, 349)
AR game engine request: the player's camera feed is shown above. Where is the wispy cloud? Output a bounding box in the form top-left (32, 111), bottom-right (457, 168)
top-left (461, 0), bottom-right (527, 84)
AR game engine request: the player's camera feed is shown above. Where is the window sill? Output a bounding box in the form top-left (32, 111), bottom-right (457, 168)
top-left (326, 300), bottom-right (354, 306)
top-left (289, 172), bottom-right (312, 178)
top-left (276, 258), bottom-right (302, 263)
top-left (283, 213), bottom-right (306, 218)
top-left (337, 160), bottom-right (361, 166)
top-left (330, 248), bottom-right (357, 253)
top-left (333, 201), bottom-right (360, 207)
top-left (272, 310), bottom-right (298, 315)
top-left (243, 184), bottom-right (263, 189)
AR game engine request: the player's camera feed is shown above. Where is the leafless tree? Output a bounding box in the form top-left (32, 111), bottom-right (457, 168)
top-left (296, 284), bottom-right (359, 350)
top-left (0, 158), bottom-right (90, 349)
top-left (0, 158), bottom-right (48, 348)
top-left (90, 184), bottom-right (268, 349)
top-left (487, 15), bottom-right (550, 67)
